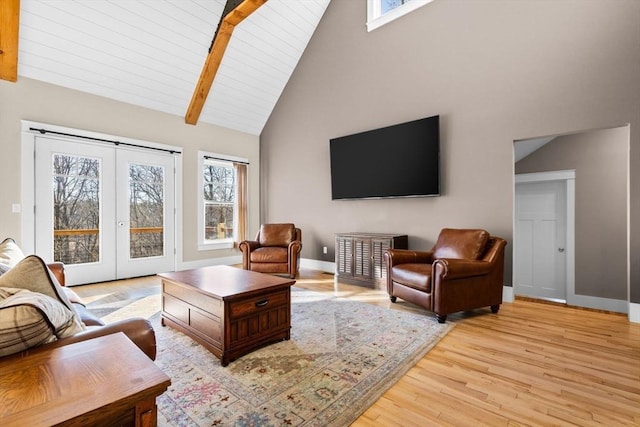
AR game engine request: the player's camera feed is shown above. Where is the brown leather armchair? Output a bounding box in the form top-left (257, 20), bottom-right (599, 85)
top-left (384, 228), bottom-right (506, 323)
top-left (239, 223), bottom-right (302, 278)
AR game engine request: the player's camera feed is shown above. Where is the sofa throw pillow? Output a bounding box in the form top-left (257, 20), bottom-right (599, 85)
top-left (0, 255), bottom-right (85, 333)
top-left (0, 287), bottom-right (84, 357)
top-left (0, 238), bottom-right (26, 269)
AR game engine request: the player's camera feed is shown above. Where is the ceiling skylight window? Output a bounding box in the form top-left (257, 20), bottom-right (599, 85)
top-left (367, 0), bottom-right (435, 32)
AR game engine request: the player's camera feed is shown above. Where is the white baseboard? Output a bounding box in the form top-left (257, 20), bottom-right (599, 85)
top-left (629, 303), bottom-right (640, 323)
top-left (502, 286), bottom-right (514, 303)
top-left (176, 257), bottom-right (335, 274)
top-left (177, 255), bottom-right (242, 271)
top-left (174, 258), bottom-right (639, 323)
top-left (567, 294), bottom-right (628, 314)
top-left (301, 258), bottom-right (335, 274)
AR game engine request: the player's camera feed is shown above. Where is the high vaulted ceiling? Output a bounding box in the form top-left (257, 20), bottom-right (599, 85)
top-left (17, 0), bottom-right (330, 135)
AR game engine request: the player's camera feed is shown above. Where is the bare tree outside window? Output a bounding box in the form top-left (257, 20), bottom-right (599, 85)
top-left (203, 162), bottom-right (235, 241)
top-left (129, 163), bottom-right (165, 258)
top-left (53, 154), bottom-right (100, 264)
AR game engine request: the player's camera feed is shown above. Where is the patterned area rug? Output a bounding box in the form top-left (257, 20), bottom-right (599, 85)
top-left (94, 288), bottom-right (453, 426)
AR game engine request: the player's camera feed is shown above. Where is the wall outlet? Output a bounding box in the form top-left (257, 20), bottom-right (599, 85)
top-left (322, 246), bottom-right (328, 254)
top-left (11, 204), bottom-right (21, 213)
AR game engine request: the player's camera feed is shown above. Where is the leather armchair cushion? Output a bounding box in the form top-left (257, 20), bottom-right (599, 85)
top-left (250, 247), bottom-right (288, 263)
top-left (390, 263), bottom-right (432, 292)
top-left (432, 228), bottom-right (489, 260)
top-left (259, 223), bottom-right (295, 247)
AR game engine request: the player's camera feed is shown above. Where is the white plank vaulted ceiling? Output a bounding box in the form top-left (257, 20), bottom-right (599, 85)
top-left (18, 0), bottom-right (331, 135)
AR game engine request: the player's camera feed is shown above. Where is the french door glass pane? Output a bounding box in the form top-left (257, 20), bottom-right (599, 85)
top-left (129, 163), bottom-right (164, 259)
top-left (53, 154), bottom-right (100, 265)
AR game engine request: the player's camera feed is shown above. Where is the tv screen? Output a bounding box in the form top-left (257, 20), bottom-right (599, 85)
top-left (330, 115), bottom-right (440, 200)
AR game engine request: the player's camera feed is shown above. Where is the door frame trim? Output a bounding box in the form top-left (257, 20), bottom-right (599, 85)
top-left (514, 170), bottom-right (576, 305)
top-left (20, 120), bottom-right (182, 275)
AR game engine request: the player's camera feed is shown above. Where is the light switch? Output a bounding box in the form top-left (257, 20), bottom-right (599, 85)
top-left (11, 204), bottom-right (21, 213)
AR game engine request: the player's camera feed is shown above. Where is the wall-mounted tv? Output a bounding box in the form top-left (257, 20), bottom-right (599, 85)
top-left (330, 115), bottom-right (440, 200)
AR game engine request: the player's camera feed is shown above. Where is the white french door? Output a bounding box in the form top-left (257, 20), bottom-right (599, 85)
top-left (116, 149), bottom-right (175, 279)
top-left (35, 136), bottom-right (176, 285)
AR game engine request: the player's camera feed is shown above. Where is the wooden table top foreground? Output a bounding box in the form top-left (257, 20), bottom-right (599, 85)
top-left (158, 265), bottom-right (296, 299)
top-left (0, 332), bottom-right (171, 427)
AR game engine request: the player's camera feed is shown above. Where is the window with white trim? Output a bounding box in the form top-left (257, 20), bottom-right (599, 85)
top-left (367, 0), bottom-right (435, 32)
top-left (197, 152), bottom-right (248, 250)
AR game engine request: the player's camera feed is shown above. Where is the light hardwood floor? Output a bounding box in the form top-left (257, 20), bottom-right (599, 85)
top-left (73, 269), bottom-right (640, 427)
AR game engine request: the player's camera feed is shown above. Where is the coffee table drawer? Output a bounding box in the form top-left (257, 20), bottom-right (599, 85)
top-left (228, 290), bottom-right (289, 319)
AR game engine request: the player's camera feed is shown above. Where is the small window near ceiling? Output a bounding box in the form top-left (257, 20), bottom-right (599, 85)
top-left (367, 0), bottom-right (435, 32)
top-left (198, 152), bottom-right (248, 250)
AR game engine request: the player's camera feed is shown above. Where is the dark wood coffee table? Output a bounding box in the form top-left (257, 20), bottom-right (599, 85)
top-left (158, 265), bottom-right (295, 366)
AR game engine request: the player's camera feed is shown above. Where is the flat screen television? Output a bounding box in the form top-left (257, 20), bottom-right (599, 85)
top-left (330, 115), bottom-right (440, 200)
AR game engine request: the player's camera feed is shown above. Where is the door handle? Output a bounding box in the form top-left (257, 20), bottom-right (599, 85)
top-left (117, 221), bottom-right (125, 227)
top-left (558, 248), bottom-right (565, 253)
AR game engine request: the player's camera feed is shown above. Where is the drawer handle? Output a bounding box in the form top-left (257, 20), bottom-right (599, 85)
top-left (255, 299), bottom-right (269, 308)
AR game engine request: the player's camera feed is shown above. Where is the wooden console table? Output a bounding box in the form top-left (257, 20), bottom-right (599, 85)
top-left (0, 332), bottom-right (170, 427)
top-left (335, 232), bottom-right (408, 288)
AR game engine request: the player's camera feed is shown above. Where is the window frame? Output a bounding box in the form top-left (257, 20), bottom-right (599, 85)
top-left (367, 0), bottom-right (434, 32)
top-left (197, 151), bottom-right (248, 251)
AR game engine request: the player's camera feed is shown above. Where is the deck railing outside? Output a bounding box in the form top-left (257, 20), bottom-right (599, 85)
top-left (53, 227), bottom-right (164, 264)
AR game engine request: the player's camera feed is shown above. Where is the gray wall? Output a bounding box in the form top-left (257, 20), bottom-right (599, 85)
top-left (515, 127), bottom-right (628, 300)
top-left (0, 77), bottom-right (260, 265)
top-left (260, 0), bottom-right (640, 303)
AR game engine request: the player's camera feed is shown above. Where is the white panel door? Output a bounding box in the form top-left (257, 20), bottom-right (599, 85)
top-left (116, 149), bottom-right (175, 279)
top-left (35, 137), bottom-right (175, 285)
top-left (514, 181), bottom-right (567, 300)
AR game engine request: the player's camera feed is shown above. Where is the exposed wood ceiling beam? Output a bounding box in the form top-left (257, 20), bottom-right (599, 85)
top-left (0, 0), bottom-right (20, 82)
top-left (185, 0), bottom-right (267, 125)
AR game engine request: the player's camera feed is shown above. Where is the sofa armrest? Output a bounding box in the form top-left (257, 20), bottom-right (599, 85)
top-left (27, 318), bottom-right (157, 360)
top-left (433, 258), bottom-right (493, 280)
top-left (384, 249), bottom-right (434, 267)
